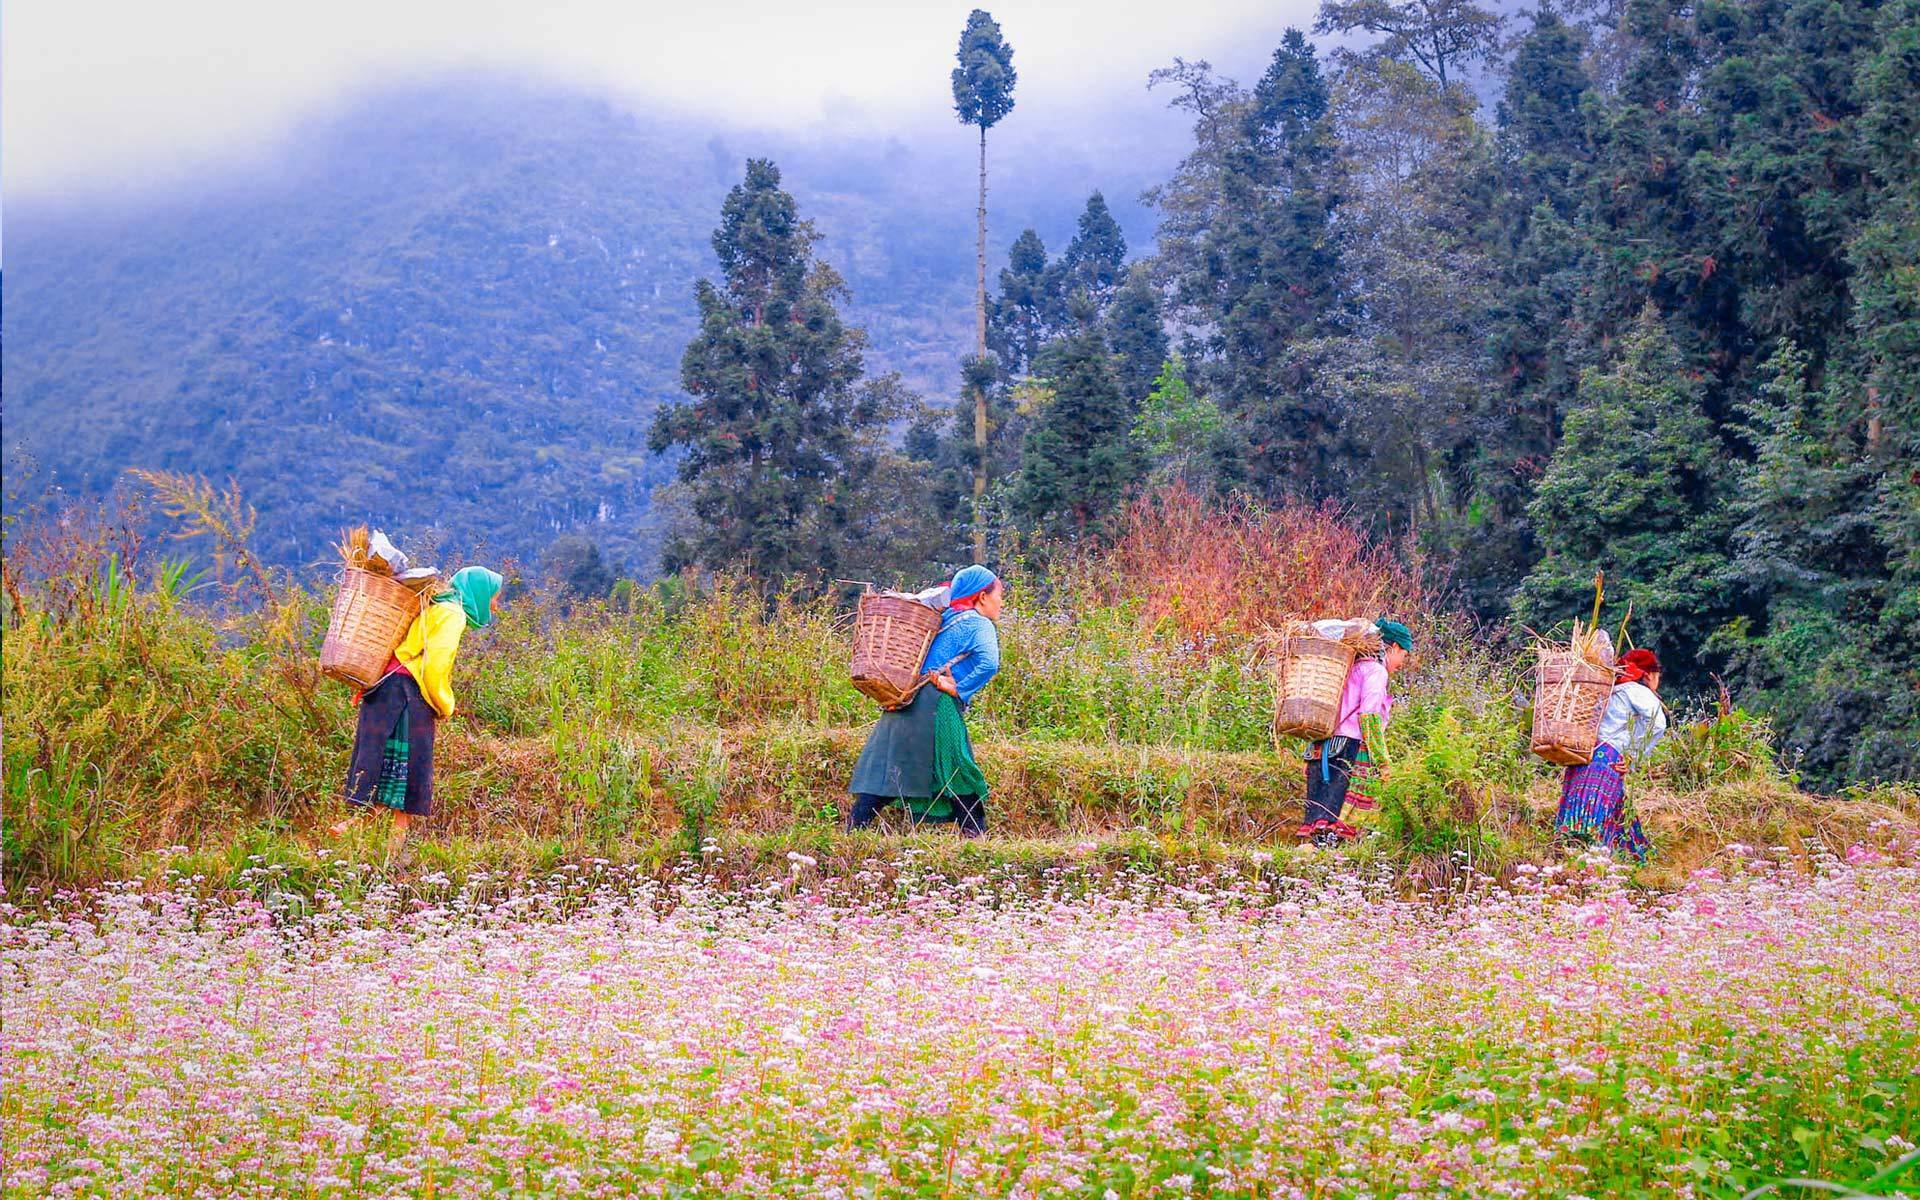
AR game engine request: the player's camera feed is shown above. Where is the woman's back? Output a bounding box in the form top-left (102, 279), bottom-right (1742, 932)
top-left (923, 608), bottom-right (1000, 704)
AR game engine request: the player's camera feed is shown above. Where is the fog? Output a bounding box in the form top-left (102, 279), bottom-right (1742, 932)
top-left (5, 0), bottom-right (1323, 201)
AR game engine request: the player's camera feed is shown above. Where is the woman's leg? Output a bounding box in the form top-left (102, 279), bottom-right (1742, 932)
top-left (1301, 741), bottom-right (1351, 833)
top-left (1315, 745), bottom-right (1358, 844)
top-left (847, 793), bottom-right (896, 830)
top-left (334, 682), bottom-right (399, 836)
top-left (951, 793), bottom-right (987, 838)
top-left (389, 689), bottom-right (436, 850)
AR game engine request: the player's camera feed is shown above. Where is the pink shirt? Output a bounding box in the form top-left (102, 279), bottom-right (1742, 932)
top-left (1333, 658), bottom-right (1393, 740)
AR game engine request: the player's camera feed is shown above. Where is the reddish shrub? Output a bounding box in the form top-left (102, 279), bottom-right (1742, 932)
top-left (1068, 483), bottom-right (1436, 642)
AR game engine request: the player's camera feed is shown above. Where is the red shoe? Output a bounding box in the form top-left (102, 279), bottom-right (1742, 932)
top-left (1296, 820), bottom-right (1330, 840)
top-left (1331, 820), bottom-right (1361, 840)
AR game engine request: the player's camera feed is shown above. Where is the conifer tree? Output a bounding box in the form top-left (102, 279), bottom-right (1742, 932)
top-left (953, 9), bottom-right (1018, 559)
top-left (988, 228), bottom-right (1059, 378)
top-left (1012, 300), bottom-right (1141, 536)
top-left (1203, 29), bottom-right (1346, 499)
top-left (1060, 191), bottom-right (1128, 307)
top-left (649, 159), bottom-right (900, 588)
top-left (1515, 312), bottom-right (1735, 672)
top-left (1105, 265), bottom-right (1169, 407)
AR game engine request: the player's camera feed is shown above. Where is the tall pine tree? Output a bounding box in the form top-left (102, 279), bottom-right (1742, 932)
top-left (1012, 300), bottom-right (1142, 537)
top-left (953, 9), bottom-right (1018, 560)
top-left (649, 160), bottom-right (901, 588)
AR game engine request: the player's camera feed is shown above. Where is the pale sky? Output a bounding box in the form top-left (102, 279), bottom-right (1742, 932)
top-left (4, 0), bottom-right (1324, 198)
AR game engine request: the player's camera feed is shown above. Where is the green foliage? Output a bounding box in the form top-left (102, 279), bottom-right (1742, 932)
top-left (1163, 29), bottom-right (1347, 500)
top-left (951, 10), bottom-right (1017, 131)
top-left (1371, 645), bottom-right (1538, 867)
top-left (1059, 192), bottom-right (1128, 307)
top-left (1011, 315), bottom-right (1142, 538)
top-left (1649, 706), bottom-right (1788, 794)
top-left (543, 535), bottom-right (617, 599)
top-left (1132, 354), bottom-right (1221, 485)
top-left (648, 160), bottom-right (905, 589)
top-left (1104, 266), bottom-right (1169, 407)
top-left (1516, 313), bottom-right (1737, 674)
top-left (988, 228), bottom-right (1061, 377)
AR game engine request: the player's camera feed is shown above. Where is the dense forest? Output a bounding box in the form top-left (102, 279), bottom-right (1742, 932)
top-left (652, 0), bottom-right (1919, 790)
top-left (6, 0), bottom-right (1917, 789)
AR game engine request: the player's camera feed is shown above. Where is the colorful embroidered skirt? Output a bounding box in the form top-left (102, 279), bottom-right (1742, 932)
top-left (1340, 756), bottom-right (1383, 830)
top-left (1556, 742), bottom-right (1650, 860)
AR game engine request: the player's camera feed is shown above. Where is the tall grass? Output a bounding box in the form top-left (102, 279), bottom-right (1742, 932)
top-left (5, 481), bottom-right (1885, 891)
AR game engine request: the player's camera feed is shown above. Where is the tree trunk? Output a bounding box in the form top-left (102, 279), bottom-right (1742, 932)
top-left (973, 123), bottom-right (990, 562)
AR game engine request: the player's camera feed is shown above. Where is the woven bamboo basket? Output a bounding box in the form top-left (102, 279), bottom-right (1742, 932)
top-left (320, 568), bottom-right (424, 687)
top-left (1530, 650), bottom-right (1614, 765)
top-left (850, 592), bottom-right (943, 709)
top-left (1272, 634), bottom-right (1358, 741)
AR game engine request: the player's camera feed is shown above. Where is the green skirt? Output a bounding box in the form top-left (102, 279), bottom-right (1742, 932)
top-left (849, 686), bottom-right (989, 821)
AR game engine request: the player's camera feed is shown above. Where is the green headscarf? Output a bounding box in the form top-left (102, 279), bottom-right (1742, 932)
top-left (436, 566), bottom-right (504, 630)
top-left (1376, 619), bottom-right (1414, 652)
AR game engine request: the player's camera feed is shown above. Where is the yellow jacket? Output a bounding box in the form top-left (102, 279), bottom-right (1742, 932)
top-left (393, 599), bottom-right (468, 719)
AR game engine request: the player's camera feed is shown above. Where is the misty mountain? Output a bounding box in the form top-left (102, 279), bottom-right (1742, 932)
top-left (2, 75), bottom-right (1169, 573)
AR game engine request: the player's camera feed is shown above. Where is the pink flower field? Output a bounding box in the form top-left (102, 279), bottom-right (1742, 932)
top-left (4, 854), bottom-right (1918, 1198)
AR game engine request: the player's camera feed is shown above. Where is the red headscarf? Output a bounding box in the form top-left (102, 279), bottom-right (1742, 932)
top-left (1616, 648), bottom-right (1661, 683)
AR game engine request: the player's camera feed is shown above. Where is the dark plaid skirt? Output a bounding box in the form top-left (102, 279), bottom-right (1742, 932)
top-left (344, 672), bottom-right (437, 817)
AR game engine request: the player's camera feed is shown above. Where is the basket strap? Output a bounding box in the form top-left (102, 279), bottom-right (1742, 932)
top-left (898, 652), bottom-right (968, 703)
top-left (1331, 658), bottom-right (1368, 732)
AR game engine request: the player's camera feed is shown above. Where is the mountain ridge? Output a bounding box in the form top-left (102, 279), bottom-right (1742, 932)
top-left (3, 74), bottom-right (1169, 573)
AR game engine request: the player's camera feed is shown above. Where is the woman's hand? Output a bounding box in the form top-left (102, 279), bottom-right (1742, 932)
top-left (931, 669), bottom-right (959, 698)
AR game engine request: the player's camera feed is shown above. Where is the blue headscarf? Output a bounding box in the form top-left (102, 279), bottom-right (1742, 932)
top-left (948, 564), bottom-right (999, 607)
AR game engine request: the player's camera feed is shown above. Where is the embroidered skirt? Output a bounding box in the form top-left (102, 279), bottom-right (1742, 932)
top-left (1556, 742), bottom-right (1650, 860)
top-left (344, 672), bottom-right (438, 816)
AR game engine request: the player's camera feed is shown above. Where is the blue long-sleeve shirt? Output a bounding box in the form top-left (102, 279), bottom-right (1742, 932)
top-left (920, 608), bottom-right (1001, 704)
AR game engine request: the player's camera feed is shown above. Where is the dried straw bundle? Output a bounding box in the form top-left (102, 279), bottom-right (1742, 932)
top-left (336, 525), bottom-right (374, 572)
top-left (334, 526), bottom-right (440, 594)
top-left (1559, 617), bottom-right (1616, 673)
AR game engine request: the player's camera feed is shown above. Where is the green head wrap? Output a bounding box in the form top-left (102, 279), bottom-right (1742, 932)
top-left (1376, 619), bottom-right (1414, 652)
top-left (436, 566), bottom-right (504, 630)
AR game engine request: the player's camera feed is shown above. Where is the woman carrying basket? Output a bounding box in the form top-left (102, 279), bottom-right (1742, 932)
top-left (1555, 647), bottom-right (1665, 859)
top-left (848, 565), bottom-right (1005, 837)
top-left (1298, 620), bottom-right (1414, 846)
top-left (332, 566), bottom-right (504, 851)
